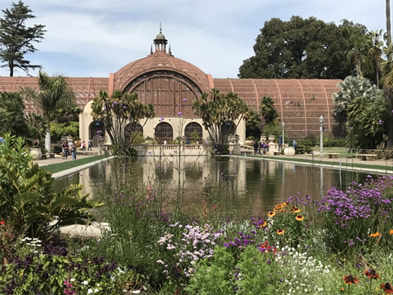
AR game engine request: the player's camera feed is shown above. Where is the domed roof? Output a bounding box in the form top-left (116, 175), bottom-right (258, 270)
top-left (113, 51), bottom-right (211, 92)
top-left (155, 31), bottom-right (166, 40)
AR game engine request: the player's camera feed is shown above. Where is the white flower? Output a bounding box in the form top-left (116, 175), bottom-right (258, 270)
top-left (156, 260), bottom-right (164, 264)
top-left (131, 291), bottom-right (141, 294)
top-left (82, 280), bottom-right (89, 286)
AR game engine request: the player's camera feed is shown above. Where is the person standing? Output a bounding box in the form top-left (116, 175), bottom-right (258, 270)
top-left (62, 141), bottom-right (68, 159)
top-left (88, 139), bottom-right (92, 151)
top-left (81, 141), bottom-right (86, 151)
top-left (293, 140), bottom-right (298, 152)
top-left (253, 141), bottom-right (259, 155)
top-left (71, 142), bottom-right (77, 160)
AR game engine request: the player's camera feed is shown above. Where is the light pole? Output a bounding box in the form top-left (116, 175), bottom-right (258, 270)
top-left (281, 122), bottom-right (285, 151)
top-left (319, 115), bottom-right (324, 156)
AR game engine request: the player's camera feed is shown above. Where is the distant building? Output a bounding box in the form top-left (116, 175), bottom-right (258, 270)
top-left (0, 28), bottom-right (341, 146)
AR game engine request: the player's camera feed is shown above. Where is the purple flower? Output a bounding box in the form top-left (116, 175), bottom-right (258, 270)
top-left (123, 106), bottom-right (126, 109)
top-left (182, 98), bottom-right (187, 102)
top-left (160, 117), bottom-right (164, 121)
top-left (379, 120), bottom-right (383, 125)
top-left (178, 111), bottom-right (183, 117)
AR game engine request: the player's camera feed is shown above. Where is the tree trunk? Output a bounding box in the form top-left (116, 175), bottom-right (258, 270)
top-left (387, 0), bottom-right (392, 48)
top-left (387, 0), bottom-right (393, 147)
top-left (45, 124), bottom-right (51, 153)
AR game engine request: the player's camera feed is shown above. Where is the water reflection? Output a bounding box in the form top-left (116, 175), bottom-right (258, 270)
top-left (54, 157), bottom-right (378, 218)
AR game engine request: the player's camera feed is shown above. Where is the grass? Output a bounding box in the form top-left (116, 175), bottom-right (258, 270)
top-left (42, 155), bottom-right (109, 174)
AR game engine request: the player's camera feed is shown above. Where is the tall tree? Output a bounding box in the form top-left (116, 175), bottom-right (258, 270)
top-left (192, 88), bottom-right (248, 151)
top-left (384, 0), bottom-right (393, 147)
top-left (259, 96), bottom-right (278, 125)
top-left (0, 92), bottom-right (29, 137)
top-left (20, 72), bottom-right (75, 152)
top-left (367, 30), bottom-right (383, 86)
top-left (91, 90), bottom-right (154, 149)
top-left (239, 17), bottom-right (367, 79)
top-left (0, 1), bottom-right (45, 76)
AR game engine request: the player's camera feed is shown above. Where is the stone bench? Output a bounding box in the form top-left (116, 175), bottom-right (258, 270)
top-left (357, 154), bottom-right (378, 161)
top-left (273, 151), bottom-right (281, 155)
top-left (41, 154), bottom-right (47, 159)
top-left (327, 153), bottom-right (340, 159)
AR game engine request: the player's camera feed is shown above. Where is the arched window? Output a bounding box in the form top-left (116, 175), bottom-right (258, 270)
top-left (155, 122), bottom-right (173, 143)
top-left (89, 121), bottom-right (105, 147)
top-left (125, 123), bottom-right (143, 143)
top-left (185, 122), bottom-right (202, 142)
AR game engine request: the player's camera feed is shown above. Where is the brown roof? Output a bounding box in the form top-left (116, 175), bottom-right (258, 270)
top-left (213, 79), bottom-right (341, 138)
top-left (113, 51), bottom-right (211, 92)
top-left (0, 76), bottom-right (109, 114)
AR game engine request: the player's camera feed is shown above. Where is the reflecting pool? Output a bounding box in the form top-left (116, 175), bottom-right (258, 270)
top-left (54, 156), bottom-right (378, 218)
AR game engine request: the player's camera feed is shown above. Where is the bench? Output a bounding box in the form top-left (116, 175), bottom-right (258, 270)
top-left (327, 153), bottom-right (340, 159)
top-left (49, 153), bottom-right (55, 158)
top-left (273, 151), bottom-right (281, 155)
top-left (357, 154), bottom-right (378, 161)
top-left (41, 154), bottom-right (47, 159)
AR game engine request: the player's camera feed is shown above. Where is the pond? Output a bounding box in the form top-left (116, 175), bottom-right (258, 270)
top-left (54, 156), bottom-right (378, 218)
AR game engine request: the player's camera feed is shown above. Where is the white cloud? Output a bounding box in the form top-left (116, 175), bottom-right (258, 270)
top-left (0, 0), bottom-right (387, 78)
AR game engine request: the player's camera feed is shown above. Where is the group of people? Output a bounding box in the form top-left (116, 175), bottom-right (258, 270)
top-left (62, 139), bottom-right (93, 160)
top-left (253, 140), bottom-right (270, 155)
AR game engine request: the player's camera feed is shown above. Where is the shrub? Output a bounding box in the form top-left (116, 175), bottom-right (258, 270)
top-left (0, 133), bottom-right (102, 241)
top-left (0, 242), bottom-right (142, 294)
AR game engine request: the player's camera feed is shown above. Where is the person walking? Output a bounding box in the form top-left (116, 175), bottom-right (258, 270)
top-left (88, 139), bottom-right (92, 151)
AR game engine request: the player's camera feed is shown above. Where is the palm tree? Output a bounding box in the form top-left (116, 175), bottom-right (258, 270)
top-left (367, 30), bottom-right (383, 87)
top-left (21, 72), bottom-right (75, 152)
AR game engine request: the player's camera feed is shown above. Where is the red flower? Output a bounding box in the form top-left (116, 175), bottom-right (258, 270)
top-left (380, 282), bottom-right (393, 294)
top-left (0, 221), bottom-right (4, 226)
top-left (364, 269), bottom-right (380, 279)
top-left (343, 274), bottom-right (359, 285)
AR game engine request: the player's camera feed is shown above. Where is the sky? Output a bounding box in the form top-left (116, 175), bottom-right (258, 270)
top-left (0, 0), bottom-right (387, 78)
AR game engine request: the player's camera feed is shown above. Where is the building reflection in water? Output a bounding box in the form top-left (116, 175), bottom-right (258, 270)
top-left (55, 157), bottom-right (377, 218)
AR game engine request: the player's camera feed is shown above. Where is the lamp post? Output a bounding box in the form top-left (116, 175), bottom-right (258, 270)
top-left (319, 115), bottom-right (324, 156)
top-left (281, 122), bottom-right (285, 151)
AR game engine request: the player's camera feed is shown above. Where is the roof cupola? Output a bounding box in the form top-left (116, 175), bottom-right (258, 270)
top-left (153, 24), bottom-right (168, 53)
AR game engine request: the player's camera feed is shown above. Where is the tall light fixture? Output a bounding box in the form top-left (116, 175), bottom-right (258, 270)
top-left (319, 115), bottom-right (324, 156)
top-left (281, 122), bottom-right (285, 151)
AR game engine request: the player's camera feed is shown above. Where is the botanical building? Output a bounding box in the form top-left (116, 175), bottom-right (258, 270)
top-left (0, 29), bottom-right (341, 145)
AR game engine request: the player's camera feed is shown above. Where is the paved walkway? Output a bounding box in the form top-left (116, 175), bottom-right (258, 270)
top-left (237, 150), bottom-right (393, 174)
top-left (35, 149), bottom-right (101, 167)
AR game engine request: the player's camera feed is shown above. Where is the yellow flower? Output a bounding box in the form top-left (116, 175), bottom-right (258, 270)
top-left (370, 232), bottom-right (380, 238)
top-left (277, 229), bottom-right (285, 235)
top-left (292, 206), bottom-right (301, 213)
top-left (268, 211), bottom-right (276, 218)
top-left (295, 215), bottom-right (304, 221)
top-left (275, 204), bottom-right (283, 210)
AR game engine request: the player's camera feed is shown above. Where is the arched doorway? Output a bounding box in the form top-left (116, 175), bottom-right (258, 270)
top-left (155, 122), bottom-right (173, 144)
top-left (185, 122), bottom-right (202, 142)
top-left (125, 123), bottom-right (143, 144)
top-left (89, 121), bottom-right (105, 147)
top-left (221, 121), bottom-right (235, 137)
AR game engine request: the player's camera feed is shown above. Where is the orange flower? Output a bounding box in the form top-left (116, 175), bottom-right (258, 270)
top-left (279, 209), bottom-right (287, 213)
top-left (370, 232), bottom-right (381, 238)
top-left (0, 221), bottom-right (4, 226)
top-left (277, 229), bottom-right (285, 235)
top-left (268, 211), bottom-right (276, 218)
top-left (295, 215), bottom-right (304, 221)
top-left (259, 221), bottom-right (267, 228)
top-left (390, 230), bottom-right (393, 235)
top-left (343, 274), bottom-right (359, 285)
top-left (283, 202), bottom-right (289, 206)
top-left (275, 204), bottom-right (283, 210)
